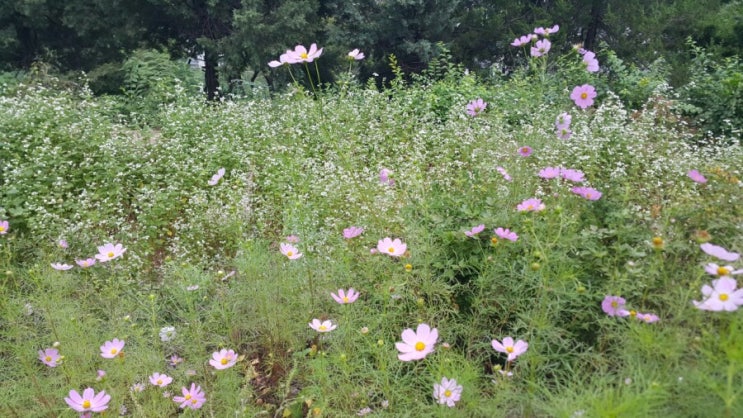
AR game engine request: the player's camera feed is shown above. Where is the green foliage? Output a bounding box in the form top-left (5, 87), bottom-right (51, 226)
top-left (600, 48), bottom-right (669, 109)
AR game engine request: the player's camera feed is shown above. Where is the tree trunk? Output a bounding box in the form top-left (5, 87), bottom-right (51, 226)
top-left (584, 0), bottom-right (605, 52)
top-left (204, 49), bottom-right (219, 101)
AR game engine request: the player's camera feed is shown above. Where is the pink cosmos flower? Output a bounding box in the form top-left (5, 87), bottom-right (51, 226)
top-left (534, 25), bottom-right (559, 35)
top-left (0, 219), bottom-right (8, 234)
top-left (582, 51), bottom-right (600, 73)
top-left (379, 168), bottom-right (394, 185)
top-left (555, 112), bottom-right (572, 130)
top-left (433, 377), bottom-right (463, 407)
top-left (700, 243), bottom-right (740, 262)
top-left (464, 224), bottom-right (485, 237)
top-left (530, 39), bottom-right (551, 57)
top-left (51, 263), bottom-right (74, 271)
top-left (601, 295), bottom-right (626, 316)
top-left (560, 168), bottom-right (585, 183)
top-left (466, 98), bottom-right (487, 117)
top-left (100, 338), bottom-right (125, 358)
top-left (704, 263), bottom-right (742, 277)
top-left (288, 43), bottom-right (323, 63)
top-left (517, 198), bottom-right (545, 212)
top-left (65, 388), bottom-right (110, 413)
top-left (687, 170), bottom-right (707, 184)
top-left (570, 84), bottom-right (597, 109)
top-left (511, 34), bottom-right (533, 47)
top-left (396, 323), bottom-right (438, 361)
top-left (491, 337), bottom-right (528, 362)
top-left (309, 319), bottom-right (337, 333)
top-left (95, 243), bottom-right (126, 262)
top-left (58, 239), bottom-right (69, 249)
top-left (209, 349), bottom-right (237, 370)
top-left (149, 372), bottom-right (173, 387)
top-left (96, 370), bottom-right (106, 381)
top-left (377, 237), bottom-right (407, 257)
top-left (208, 168), bottom-right (225, 186)
top-left (496, 166), bottom-right (512, 181)
top-left (518, 146), bottom-right (533, 157)
top-left (285, 235), bottom-right (299, 243)
top-left (494, 227), bottom-right (518, 242)
top-left (76, 258), bottom-right (96, 268)
top-left (343, 226), bottom-right (364, 239)
top-left (571, 186), bottom-right (602, 200)
top-left (169, 355), bottom-right (184, 367)
top-left (331, 288), bottom-right (360, 304)
top-left (280, 243), bottom-right (302, 259)
top-left (268, 50), bottom-right (298, 67)
top-left (39, 348), bottom-right (61, 367)
top-left (693, 277), bottom-right (743, 311)
top-left (538, 167), bottom-right (561, 179)
top-left (637, 313), bottom-right (659, 323)
top-left (173, 383), bottom-right (206, 410)
top-left (556, 127), bottom-right (572, 140)
top-left (348, 49), bottom-right (365, 60)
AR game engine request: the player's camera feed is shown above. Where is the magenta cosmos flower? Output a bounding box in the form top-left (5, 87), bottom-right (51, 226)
top-left (582, 51), bottom-right (600, 73)
top-left (396, 323), bottom-right (438, 361)
top-left (466, 98), bottom-right (487, 117)
top-left (209, 349), bottom-right (238, 370)
top-left (511, 34), bottom-right (533, 47)
top-left (95, 242), bottom-right (126, 262)
top-left (530, 39), bottom-right (551, 57)
top-left (65, 388), bottom-right (111, 413)
top-left (601, 295), bottom-right (627, 316)
top-left (494, 227), bottom-right (518, 242)
top-left (343, 226), bottom-right (364, 239)
top-left (39, 347), bottom-right (62, 367)
top-left (491, 337), bottom-right (528, 362)
top-left (538, 167), bottom-right (561, 179)
top-left (76, 258), bottom-right (96, 268)
top-left (560, 168), bottom-right (585, 183)
top-left (0, 220), bottom-right (8, 234)
top-left (309, 319), bottom-right (337, 333)
top-left (433, 377), bottom-right (463, 407)
top-left (173, 383), bottom-right (206, 410)
top-left (51, 263), bottom-right (74, 271)
top-left (571, 186), bottom-right (602, 200)
top-left (331, 288), bottom-right (360, 304)
top-left (208, 168), bottom-right (225, 186)
top-left (379, 168), bottom-right (394, 185)
top-left (701, 243), bottom-right (740, 262)
top-left (377, 237), bottom-right (407, 257)
top-left (571, 84), bottom-right (597, 109)
top-left (149, 372), bottom-right (173, 387)
top-left (687, 169), bottom-right (707, 184)
top-left (289, 43), bottom-right (323, 63)
top-left (693, 277), bottom-right (743, 311)
top-left (348, 49), bottom-right (365, 60)
top-left (517, 198), bottom-right (545, 212)
top-left (100, 338), bottom-right (125, 358)
top-left (518, 146), bottom-right (533, 157)
top-left (280, 243), bottom-right (302, 260)
top-left (464, 224), bottom-right (485, 237)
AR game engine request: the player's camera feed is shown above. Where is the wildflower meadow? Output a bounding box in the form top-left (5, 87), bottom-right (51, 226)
top-left (1, 27), bottom-right (743, 418)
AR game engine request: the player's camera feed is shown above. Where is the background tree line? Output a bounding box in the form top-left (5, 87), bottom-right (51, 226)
top-left (1, 0), bottom-right (742, 100)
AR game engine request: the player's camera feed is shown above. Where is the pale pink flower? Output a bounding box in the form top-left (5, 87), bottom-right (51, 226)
top-left (289, 43), bottom-right (323, 63)
top-left (491, 337), bottom-right (528, 362)
top-left (76, 258), bottom-right (96, 268)
top-left (96, 370), bottom-right (106, 381)
top-left (343, 226), bottom-right (364, 239)
top-left (687, 170), bottom-right (707, 184)
top-left (149, 372), bottom-right (173, 387)
top-left (169, 355), bottom-right (184, 366)
top-left (560, 168), bottom-right (585, 183)
top-left (309, 319), bottom-right (337, 333)
top-left (268, 50), bottom-right (298, 67)
top-left (208, 168), bottom-right (225, 186)
top-left (518, 146), bottom-right (533, 157)
top-left (186, 284), bottom-right (199, 291)
top-left (601, 295), bottom-right (626, 316)
top-left (534, 25), bottom-right (559, 35)
top-left (285, 235), bottom-right (300, 243)
top-left (51, 263), bottom-right (74, 271)
top-left (570, 84), bottom-right (597, 109)
top-left (693, 277), bottom-right (743, 311)
top-left (555, 112), bottom-right (572, 130)
top-left (379, 168), bottom-right (394, 185)
top-left (348, 49), bottom-right (365, 60)
top-left (39, 348), bottom-right (61, 367)
top-left (556, 127), bottom-right (572, 140)
top-left (494, 227), bottom-right (518, 242)
top-left (464, 224), bottom-right (485, 237)
top-left (530, 39), bottom-right (551, 57)
top-left (377, 237), bottom-right (407, 256)
top-left (582, 51), bottom-right (600, 72)
top-left (704, 263), bottom-right (741, 277)
top-left (637, 313), bottom-right (659, 323)
top-left (65, 388), bottom-right (111, 413)
top-left (100, 338), bottom-right (125, 358)
top-left (571, 186), bottom-right (602, 200)
top-left (395, 323), bottom-right (438, 361)
top-left (700, 243), bottom-right (740, 262)
top-left (538, 167), bottom-right (561, 179)
top-left (58, 239), bottom-right (69, 249)
top-left (466, 98), bottom-right (487, 117)
top-left (517, 198), bottom-right (545, 212)
top-left (358, 407), bottom-right (373, 416)
top-left (173, 383), bottom-right (206, 410)
top-left (209, 349), bottom-right (237, 370)
top-left (280, 243), bottom-right (302, 260)
top-left (0, 220), bottom-right (8, 234)
top-left (331, 288), bottom-right (359, 304)
top-left (95, 242), bottom-right (126, 262)
top-left (510, 34), bottom-right (533, 47)
top-left (433, 376), bottom-right (463, 407)
top-left (496, 166), bottom-right (512, 181)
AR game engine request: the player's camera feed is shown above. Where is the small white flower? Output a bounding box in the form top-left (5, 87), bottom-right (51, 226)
top-left (159, 326), bottom-right (176, 342)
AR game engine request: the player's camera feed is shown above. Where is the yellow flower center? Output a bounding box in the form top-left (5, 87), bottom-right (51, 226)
top-left (586, 193), bottom-right (592, 198)
top-left (405, 264), bottom-right (412, 271)
top-left (388, 247), bottom-right (395, 253)
top-left (83, 261), bottom-right (89, 266)
top-left (191, 399), bottom-right (198, 404)
top-left (720, 293), bottom-right (729, 301)
top-left (82, 400), bottom-right (91, 409)
top-left (300, 52), bottom-right (308, 59)
top-left (45, 356), bottom-right (52, 362)
top-left (286, 251), bottom-right (293, 257)
top-left (110, 348), bottom-right (118, 355)
top-left (343, 296), bottom-right (349, 303)
top-left (506, 346), bottom-right (514, 353)
top-left (221, 358), bottom-right (228, 365)
top-left (444, 389), bottom-right (452, 397)
top-left (629, 310), bottom-right (637, 318)
top-left (611, 301), bottom-right (618, 308)
top-left (0, 226), bottom-right (5, 232)
top-left (107, 251), bottom-right (114, 258)
top-left (580, 92), bottom-right (588, 99)
top-left (185, 394), bottom-right (192, 400)
top-left (718, 267), bottom-right (730, 276)
top-left (415, 342), bottom-right (426, 351)
top-left (157, 379), bottom-right (163, 385)
top-left (652, 237), bottom-right (663, 246)
top-left (319, 325), bottom-right (327, 331)
top-left (491, 237), bottom-right (498, 245)
top-left (526, 205), bottom-right (534, 210)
